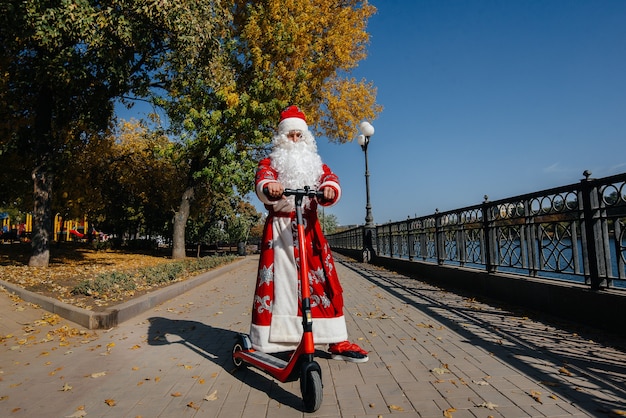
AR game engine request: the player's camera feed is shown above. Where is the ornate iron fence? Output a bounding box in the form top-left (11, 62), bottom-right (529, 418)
top-left (327, 171), bottom-right (626, 291)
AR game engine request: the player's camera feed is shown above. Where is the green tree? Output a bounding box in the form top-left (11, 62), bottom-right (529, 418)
top-left (0, 0), bottom-right (232, 266)
top-left (86, 120), bottom-right (180, 240)
top-left (318, 210), bottom-right (339, 235)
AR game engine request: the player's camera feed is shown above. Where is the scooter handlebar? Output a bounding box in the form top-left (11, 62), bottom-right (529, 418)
top-left (262, 186), bottom-right (325, 200)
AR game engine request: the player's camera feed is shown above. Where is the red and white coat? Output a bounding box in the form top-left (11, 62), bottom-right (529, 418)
top-left (250, 157), bottom-right (347, 352)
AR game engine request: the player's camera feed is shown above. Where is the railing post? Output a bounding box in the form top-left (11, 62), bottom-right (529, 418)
top-left (362, 225), bottom-right (377, 263)
top-left (435, 209), bottom-right (444, 265)
top-left (407, 217), bottom-right (413, 261)
top-left (482, 195), bottom-right (495, 273)
top-left (580, 170), bottom-right (606, 290)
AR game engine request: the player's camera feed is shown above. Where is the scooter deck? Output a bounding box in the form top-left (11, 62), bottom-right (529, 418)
top-left (242, 350), bottom-right (288, 369)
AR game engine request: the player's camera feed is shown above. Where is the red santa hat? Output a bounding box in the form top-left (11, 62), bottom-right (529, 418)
top-left (277, 105), bottom-right (308, 134)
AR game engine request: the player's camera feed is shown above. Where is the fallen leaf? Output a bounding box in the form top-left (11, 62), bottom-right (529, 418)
top-left (530, 390), bottom-right (542, 404)
top-left (444, 407), bottom-right (456, 418)
top-left (65, 406), bottom-right (87, 417)
top-left (171, 392), bottom-right (182, 397)
top-left (90, 371), bottom-right (106, 378)
top-left (187, 401), bottom-right (200, 410)
top-left (60, 383), bottom-right (73, 392)
top-left (472, 380), bottom-right (490, 386)
top-left (204, 390), bottom-right (218, 401)
top-left (431, 367), bottom-right (450, 375)
top-left (389, 404), bottom-right (404, 411)
top-left (476, 401), bottom-right (498, 410)
top-left (559, 367), bottom-right (572, 376)
top-left (104, 399), bottom-right (116, 406)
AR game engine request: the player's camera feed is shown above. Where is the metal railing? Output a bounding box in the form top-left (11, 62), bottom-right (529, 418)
top-left (327, 171), bottom-right (626, 291)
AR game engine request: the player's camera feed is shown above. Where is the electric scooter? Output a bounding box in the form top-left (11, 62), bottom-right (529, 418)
top-left (232, 186), bottom-right (324, 413)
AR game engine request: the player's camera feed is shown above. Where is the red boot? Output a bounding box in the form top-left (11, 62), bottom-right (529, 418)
top-left (328, 341), bottom-right (369, 363)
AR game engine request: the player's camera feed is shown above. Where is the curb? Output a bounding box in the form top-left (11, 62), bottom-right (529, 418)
top-left (0, 256), bottom-right (252, 330)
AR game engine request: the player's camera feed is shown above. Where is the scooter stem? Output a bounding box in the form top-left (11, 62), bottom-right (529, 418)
top-left (294, 187), bottom-right (314, 353)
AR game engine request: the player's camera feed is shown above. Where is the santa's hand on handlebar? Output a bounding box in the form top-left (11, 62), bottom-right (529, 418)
top-left (266, 182), bottom-right (284, 199)
top-left (321, 186), bottom-right (335, 202)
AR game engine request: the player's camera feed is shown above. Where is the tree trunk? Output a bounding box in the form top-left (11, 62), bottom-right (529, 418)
top-left (29, 167), bottom-right (53, 267)
top-left (172, 186), bottom-right (194, 259)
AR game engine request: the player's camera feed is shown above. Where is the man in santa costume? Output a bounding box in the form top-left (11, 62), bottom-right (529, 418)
top-left (251, 105), bottom-right (368, 363)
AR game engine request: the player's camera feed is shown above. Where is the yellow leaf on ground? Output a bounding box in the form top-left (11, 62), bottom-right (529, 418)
top-left (559, 367), bottom-right (572, 376)
top-left (65, 409), bottom-right (87, 418)
top-left (444, 407), bottom-right (457, 418)
top-left (476, 401), bottom-right (498, 410)
top-left (530, 390), bottom-right (543, 404)
top-left (204, 390), bottom-right (218, 401)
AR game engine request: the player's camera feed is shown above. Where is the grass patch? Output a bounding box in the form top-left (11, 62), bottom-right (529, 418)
top-left (71, 255), bottom-right (237, 297)
top-left (0, 243), bottom-right (240, 311)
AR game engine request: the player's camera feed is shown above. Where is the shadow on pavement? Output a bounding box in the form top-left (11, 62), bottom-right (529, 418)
top-left (339, 257), bottom-right (626, 416)
top-left (146, 317), bottom-right (307, 412)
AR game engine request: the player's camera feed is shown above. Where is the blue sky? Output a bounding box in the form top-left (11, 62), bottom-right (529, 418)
top-left (119, 1), bottom-right (626, 227)
top-left (316, 0), bottom-right (626, 226)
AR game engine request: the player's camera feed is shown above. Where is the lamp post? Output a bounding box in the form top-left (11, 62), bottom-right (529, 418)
top-left (357, 121), bottom-right (376, 262)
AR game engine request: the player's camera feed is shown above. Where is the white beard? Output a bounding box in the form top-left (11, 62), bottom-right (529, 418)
top-left (269, 132), bottom-right (324, 210)
top-left (270, 132), bottom-right (324, 190)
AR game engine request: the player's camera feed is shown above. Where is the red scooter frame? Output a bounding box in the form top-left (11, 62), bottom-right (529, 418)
top-left (232, 186), bottom-right (324, 412)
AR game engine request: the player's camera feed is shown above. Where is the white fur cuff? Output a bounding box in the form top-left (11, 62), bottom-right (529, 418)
top-left (278, 117), bottom-right (308, 134)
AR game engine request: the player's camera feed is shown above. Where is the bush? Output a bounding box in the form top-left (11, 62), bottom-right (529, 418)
top-left (72, 271), bottom-right (136, 296)
top-left (144, 262), bottom-right (185, 285)
top-left (71, 254), bottom-right (237, 296)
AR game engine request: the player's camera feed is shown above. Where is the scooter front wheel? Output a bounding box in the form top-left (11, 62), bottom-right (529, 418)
top-left (302, 369), bottom-right (322, 412)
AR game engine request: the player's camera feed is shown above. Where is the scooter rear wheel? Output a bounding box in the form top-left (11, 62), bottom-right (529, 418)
top-left (231, 340), bottom-right (246, 369)
top-left (302, 369), bottom-right (322, 412)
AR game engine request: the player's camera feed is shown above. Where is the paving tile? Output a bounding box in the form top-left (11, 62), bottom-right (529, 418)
top-left (1, 255), bottom-right (626, 417)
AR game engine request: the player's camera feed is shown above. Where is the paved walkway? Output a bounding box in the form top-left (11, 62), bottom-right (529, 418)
top-left (1, 254), bottom-right (625, 417)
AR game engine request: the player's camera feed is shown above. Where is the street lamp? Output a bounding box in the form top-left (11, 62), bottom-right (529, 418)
top-left (357, 121), bottom-right (376, 262)
top-left (357, 121), bottom-right (375, 227)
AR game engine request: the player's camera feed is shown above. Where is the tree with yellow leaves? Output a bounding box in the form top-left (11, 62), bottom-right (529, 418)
top-left (164, 0), bottom-right (382, 258)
